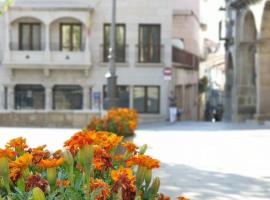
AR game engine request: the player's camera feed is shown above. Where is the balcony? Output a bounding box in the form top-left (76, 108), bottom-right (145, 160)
top-left (4, 42), bottom-right (91, 71)
top-left (135, 44), bottom-right (164, 67)
top-left (172, 47), bottom-right (199, 70)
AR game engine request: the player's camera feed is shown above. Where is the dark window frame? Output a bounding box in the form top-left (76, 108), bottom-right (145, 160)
top-left (103, 23), bottom-right (126, 63)
top-left (60, 23), bottom-right (82, 51)
top-left (52, 85), bottom-right (83, 110)
top-left (14, 84), bottom-right (45, 110)
top-left (19, 23), bottom-right (42, 51)
top-left (138, 24), bottom-right (161, 63)
top-left (133, 85), bottom-right (160, 114)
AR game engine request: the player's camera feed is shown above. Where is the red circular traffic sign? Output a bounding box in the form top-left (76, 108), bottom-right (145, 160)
top-left (163, 67), bottom-right (172, 76)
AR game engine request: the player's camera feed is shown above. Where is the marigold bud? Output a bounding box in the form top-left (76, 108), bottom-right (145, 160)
top-left (139, 144), bottom-right (148, 155)
top-left (32, 187), bottom-right (46, 200)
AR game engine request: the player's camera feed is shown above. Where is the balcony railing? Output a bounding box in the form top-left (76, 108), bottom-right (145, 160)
top-left (6, 42), bottom-right (91, 67)
top-left (10, 42), bottom-right (45, 51)
top-left (172, 47), bottom-right (199, 70)
top-left (99, 44), bottom-right (129, 63)
top-left (136, 44), bottom-right (164, 63)
top-left (50, 43), bottom-right (86, 52)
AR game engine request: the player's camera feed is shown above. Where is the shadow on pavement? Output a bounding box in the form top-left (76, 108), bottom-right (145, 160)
top-left (156, 163), bottom-right (270, 199)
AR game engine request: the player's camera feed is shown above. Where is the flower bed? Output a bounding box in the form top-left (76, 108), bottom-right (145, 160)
top-left (0, 132), bottom-right (189, 200)
top-left (87, 108), bottom-right (138, 137)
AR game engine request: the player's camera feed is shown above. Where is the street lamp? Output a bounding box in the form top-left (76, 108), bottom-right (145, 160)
top-left (106, 0), bottom-right (118, 109)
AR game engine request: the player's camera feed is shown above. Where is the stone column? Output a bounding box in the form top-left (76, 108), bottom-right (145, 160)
top-left (45, 85), bottom-right (52, 111)
top-left (83, 86), bottom-right (90, 110)
top-left (129, 85), bottom-right (134, 109)
top-left (4, 12), bottom-right (10, 61)
top-left (84, 32), bottom-right (91, 64)
top-left (45, 24), bottom-right (50, 61)
top-left (0, 85), bottom-right (4, 110)
top-left (7, 85), bottom-right (14, 110)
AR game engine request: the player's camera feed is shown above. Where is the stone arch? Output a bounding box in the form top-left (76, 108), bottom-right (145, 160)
top-left (10, 16), bottom-right (45, 25)
top-left (257, 1), bottom-right (270, 118)
top-left (49, 17), bottom-right (86, 51)
top-left (240, 11), bottom-right (257, 85)
top-left (238, 10), bottom-right (257, 119)
top-left (10, 16), bottom-right (46, 51)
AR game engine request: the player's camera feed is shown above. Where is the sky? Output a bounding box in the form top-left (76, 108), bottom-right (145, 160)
top-left (202, 0), bottom-right (225, 42)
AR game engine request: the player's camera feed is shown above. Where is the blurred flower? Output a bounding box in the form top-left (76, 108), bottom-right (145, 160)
top-left (126, 155), bottom-right (160, 169)
top-left (93, 145), bottom-right (112, 171)
top-left (111, 167), bottom-right (136, 199)
top-left (53, 150), bottom-right (62, 159)
top-left (64, 130), bottom-right (96, 155)
top-left (90, 178), bottom-right (110, 200)
top-left (56, 179), bottom-right (70, 188)
top-left (38, 158), bottom-right (64, 168)
top-left (159, 193), bottom-right (171, 200)
top-left (0, 148), bottom-right (16, 159)
top-left (26, 174), bottom-right (49, 192)
top-left (122, 141), bottom-right (138, 153)
top-left (177, 197), bottom-right (190, 200)
top-left (6, 137), bottom-right (28, 152)
top-left (94, 131), bottom-right (123, 151)
top-left (9, 152), bottom-right (32, 170)
top-left (28, 145), bottom-right (50, 165)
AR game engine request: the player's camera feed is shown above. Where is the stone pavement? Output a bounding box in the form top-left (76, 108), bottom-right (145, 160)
top-left (1, 122), bottom-right (270, 199)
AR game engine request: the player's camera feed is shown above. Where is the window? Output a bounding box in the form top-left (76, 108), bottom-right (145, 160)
top-left (15, 85), bottom-right (45, 110)
top-left (103, 85), bottom-right (130, 109)
top-left (104, 24), bottom-right (126, 62)
top-left (19, 23), bottom-right (41, 50)
top-left (138, 24), bottom-right (161, 63)
top-left (60, 24), bottom-right (82, 51)
top-left (53, 85), bottom-right (83, 110)
top-left (133, 86), bottom-right (160, 113)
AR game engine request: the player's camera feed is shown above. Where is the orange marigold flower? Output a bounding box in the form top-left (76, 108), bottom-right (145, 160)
top-left (177, 197), bottom-right (190, 200)
top-left (0, 148), bottom-right (17, 159)
top-left (90, 178), bottom-right (110, 200)
top-left (126, 155), bottom-right (160, 169)
top-left (56, 179), bottom-right (70, 188)
top-left (26, 175), bottom-right (49, 192)
top-left (9, 152), bottom-right (33, 170)
top-left (113, 154), bottom-right (124, 162)
top-left (64, 130), bottom-right (96, 154)
top-left (6, 137), bottom-right (28, 151)
top-left (111, 167), bottom-right (135, 183)
top-left (93, 145), bottom-right (112, 171)
top-left (159, 194), bottom-right (171, 200)
top-left (95, 131), bottom-right (123, 151)
top-left (9, 166), bottom-right (21, 182)
top-left (111, 167), bottom-right (136, 199)
top-left (38, 157), bottom-right (64, 168)
top-left (122, 141), bottom-right (138, 153)
top-left (53, 150), bottom-right (63, 159)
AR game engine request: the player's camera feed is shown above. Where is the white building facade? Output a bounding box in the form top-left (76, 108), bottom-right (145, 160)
top-left (0, 0), bottom-right (203, 127)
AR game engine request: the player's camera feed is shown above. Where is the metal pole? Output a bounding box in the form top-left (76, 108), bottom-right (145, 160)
top-left (106, 0), bottom-right (118, 108)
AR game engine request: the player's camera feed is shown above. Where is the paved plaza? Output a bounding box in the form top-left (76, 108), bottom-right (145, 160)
top-left (1, 122), bottom-right (270, 199)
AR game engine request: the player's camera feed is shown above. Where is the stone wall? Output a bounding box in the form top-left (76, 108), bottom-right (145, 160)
top-left (0, 111), bottom-right (101, 128)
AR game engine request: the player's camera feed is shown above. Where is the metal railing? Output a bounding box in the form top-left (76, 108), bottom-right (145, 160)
top-left (9, 42), bottom-right (45, 51)
top-left (50, 43), bottom-right (86, 52)
top-left (172, 47), bottom-right (199, 70)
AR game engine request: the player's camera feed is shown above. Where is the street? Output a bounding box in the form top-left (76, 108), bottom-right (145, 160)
top-left (1, 122), bottom-right (270, 199)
